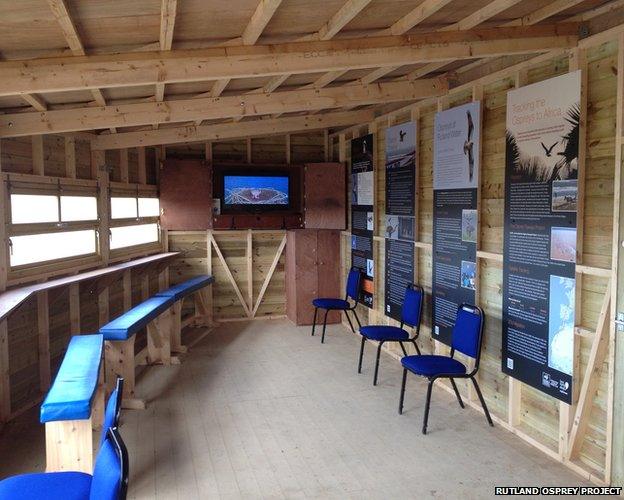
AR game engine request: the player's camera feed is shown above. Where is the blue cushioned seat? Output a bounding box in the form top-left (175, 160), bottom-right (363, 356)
top-left (0, 471), bottom-right (91, 500)
top-left (398, 303), bottom-right (494, 435)
top-left (99, 295), bottom-right (174, 341)
top-left (0, 427), bottom-right (127, 500)
top-left (401, 355), bottom-right (466, 377)
top-left (155, 275), bottom-right (213, 301)
top-left (311, 267), bottom-right (362, 343)
top-left (40, 334), bottom-right (103, 424)
top-left (357, 284), bottom-right (424, 386)
top-left (360, 325), bottom-right (409, 341)
top-left (312, 298), bottom-right (350, 310)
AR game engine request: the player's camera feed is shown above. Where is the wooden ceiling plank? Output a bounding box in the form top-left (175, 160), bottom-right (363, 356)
top-left (503, 0), bottom-right (586, 26)
top-left (369, 0), bottom-right (524, 84)
top-left (317, 0), bottom-right (374, 40)
top-left (0, 26), bottom-right (577, 96)
top-left (45, 0), bottom-right (86, 55)
top-left (91, 109), bottom-right (376, 150)
top-left (159, 0), bottom-right (178, 51)
top-left (379, 0), bottom-right (455, 36)
top-left (255, 0), bottom-right (372, 95)
top-left (154, 0), bottom-right (178, 127)
top-left (211, 0), bottom-right (284, 99)
top-left (46, 0), bottom-right (113, 113)
top-left (404, 0), bottom-right (561, 81)
top-left (0, 79), bottom-right (447, 137)
top-left (20, 94), bottom-right (47, 112)
top-left (241, 0), bottom-right (285, 46)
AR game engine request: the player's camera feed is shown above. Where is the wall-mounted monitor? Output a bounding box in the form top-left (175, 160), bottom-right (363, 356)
top-left (224, 174), bottom-right (289, 208)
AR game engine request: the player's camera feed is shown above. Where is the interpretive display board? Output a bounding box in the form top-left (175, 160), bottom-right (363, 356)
top-left (351, 134), bottom-right (375, 308)
top-left (432, 102), bottom-right (481, 345)
top-left (384, 122), bottom-right (417, 320)
top-left (502, 71), bottom-right (581, 404)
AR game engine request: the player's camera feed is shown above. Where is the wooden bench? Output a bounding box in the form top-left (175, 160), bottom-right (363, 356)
top-left (99, 295), bottom-right (175, 409)
top-left (39, 334), bottom-right (104, 474)
top-left (155, 275), bottom-right (214, 353)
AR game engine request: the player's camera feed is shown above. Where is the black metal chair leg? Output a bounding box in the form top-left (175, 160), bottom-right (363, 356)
top-left (311, 307), bottom-right (318, 336)
top-left (399, 342), bottom-right (408, 356)
top-left (411, 339), bottom-right (421, 355)
top-left (450, 378), bottom-right (465, 409)
top-left (358, 336), bottom-right (366, 374)
top-left (352, 309), bottom-right (361, 328)
top-left (373, 341), bottom-right (383, 386)
top-left (321, 309), bottom-right (329, 344)
top-left (471, 377), bottom-right (494, 427)
top-left (344, 310), bottom-right (355, 333)
top-left (422, 379), bottom-right (434, 435)
top-left (398, 368), bottom-right (407, 415)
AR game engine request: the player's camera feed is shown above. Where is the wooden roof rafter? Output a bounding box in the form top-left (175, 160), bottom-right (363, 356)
top-left (206, 0), bottom-right (284, 108)
top-left (45, 0), bottom-right (116, 133)
top-left (154, 0), bottom-right (178, 129)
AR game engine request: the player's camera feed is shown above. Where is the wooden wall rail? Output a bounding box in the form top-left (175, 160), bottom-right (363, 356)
top-left (0, 252), bottom-right (177, 425)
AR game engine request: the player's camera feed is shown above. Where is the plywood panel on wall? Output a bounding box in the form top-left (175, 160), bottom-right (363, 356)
top-left (304, 163), bottom-right (345, 230)
top-left (160, 159), bottom-right (213, 230)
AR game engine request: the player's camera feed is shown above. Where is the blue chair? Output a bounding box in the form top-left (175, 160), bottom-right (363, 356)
top-left (100, 377), bottom-right (124, 448)
top-left (398, 303), bottom-right (493, 434)
top-left (312, 267), bottom-right (362, 343)
top-left (358, 284), bottom-right (423, 386)
top-left (0, 427), bottom-right (129, 500)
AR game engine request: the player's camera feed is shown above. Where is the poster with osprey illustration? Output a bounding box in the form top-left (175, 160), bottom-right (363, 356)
top-left (351, 134), bottom-right (375, 308)
top-left (502, 71), bottom-right (580, 404)
top-left (432, 102), bottom-right (481, 346)
top-left (384, 122), bottom-right (416, 320)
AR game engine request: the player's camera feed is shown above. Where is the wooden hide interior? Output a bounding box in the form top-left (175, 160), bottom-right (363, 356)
top-left (0, 0), bottom-right (623, 493)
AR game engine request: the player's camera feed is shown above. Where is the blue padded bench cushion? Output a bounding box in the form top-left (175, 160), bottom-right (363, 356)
top-left (99, 295), bottom-right (174, 341)
top-left (155, 275), bottom-right (213, 301)
top-left (40, 334), bottom-right (103, 424)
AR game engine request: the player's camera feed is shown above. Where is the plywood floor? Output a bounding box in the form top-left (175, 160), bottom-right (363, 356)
top-left (0, 319), bottom-right (589, 499)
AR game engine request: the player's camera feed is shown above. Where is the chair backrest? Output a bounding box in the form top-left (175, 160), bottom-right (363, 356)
top-left (450, 304), bottom-right (485, 362)
top-left (100, 377), bottom-right (124, 448)
top-left (401, 284), bottom-right (423, 331)
top-left (345, 267), bottom-right (361, 302)
top-left (90, 427), bottom-right (129, 500)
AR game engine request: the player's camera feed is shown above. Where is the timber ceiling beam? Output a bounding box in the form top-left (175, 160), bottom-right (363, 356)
top-left (369, 0), bottom-right (525, 85)
top-left (90, 109), bottom-right (375, 150)
top-left (0, 25), bottom-right (578, 97)
top-left (403, 0), bottom-right (586, 81)
top-left (155, 0), bottom-right (178, 103)
top-left (210, 0), bottom-right (284, 100)
top-left (261, 0), bottom-right (373, 93)
top-left (46, 0), bottom-right (115, 132)
top-left (0, 79), bottom-right (446, 137)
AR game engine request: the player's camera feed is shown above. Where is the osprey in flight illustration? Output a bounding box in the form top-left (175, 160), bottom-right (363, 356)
top-left (463, 110), bottom-right (475, 182)
top-left (541, 141), bottom-right (558, 157)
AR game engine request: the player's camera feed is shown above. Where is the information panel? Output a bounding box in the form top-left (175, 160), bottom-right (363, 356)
top-left (502, 71), bottom-right (580, 404)
top-left (432, 102), bottom-right (481, 345)
top-left (351, 134), bottom-right (375, 308)
top-left (384, 122), bottom-right (416, 320)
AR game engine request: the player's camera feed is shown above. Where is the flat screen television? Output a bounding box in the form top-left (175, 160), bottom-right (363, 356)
top-left (223, 173), bottom-right (290, 211)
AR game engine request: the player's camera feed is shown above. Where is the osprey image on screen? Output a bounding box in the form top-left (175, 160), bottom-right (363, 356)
top-left (224, 175), bottom-right (289, 205)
